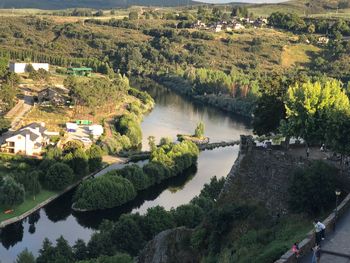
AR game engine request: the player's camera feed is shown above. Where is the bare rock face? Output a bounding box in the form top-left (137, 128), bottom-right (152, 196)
top-left (137, 227), bottom-right (200, 263)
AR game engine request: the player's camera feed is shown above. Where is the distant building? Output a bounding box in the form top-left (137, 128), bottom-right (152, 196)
top-left (233, 23), bottom-right (245, 30)
top-left (214, 24), bottom-right (222, 32)
top-left (9, 62), bottom-right (49, 74)
top-left (38, 87), bottom-right (67, 106)
top-left (0, 123), bottom-right (49, 155)
top-left (318, 36), bottom-right (329, 45)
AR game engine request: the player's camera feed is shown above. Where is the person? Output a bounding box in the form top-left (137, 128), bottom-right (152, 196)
top-left (320, 144), bottom-right (325, 152)
top-left (311, 245), bottom-right (321, 263)
top-left (306, 147), bottom-right (310, 158)
top-left (313, 220), bottom-right (326, 245)
top-left (292, 242), bottom-right (300, 259)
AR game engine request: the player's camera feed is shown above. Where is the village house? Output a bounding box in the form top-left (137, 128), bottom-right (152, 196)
top-left (318, 36), bottom-right (330, 45)
top-left (233, 23), bottom-right (245, 30)
top-left (193, 20), bottom-right (206, 29)
top-left (0, 123), bottom-right (50, 155)
top-left (37, 87), bottom-right (67, 106)
top-left (214, 24), bottom-right (223, 32)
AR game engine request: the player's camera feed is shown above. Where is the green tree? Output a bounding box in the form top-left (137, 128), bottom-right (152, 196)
top-left (111, 214), bottom-right (145, 256)
top-left (0, 176), bottom-right (25, 206)
top-left (281, 80), bottom-right (350, 144)
top-left (73, 239), bottom-right (88, 261)
top-left (15, 248), bottom-right (35, 263)
top-left (129, 11), bottom-right (139, 20)
top-left (74, 175), bottom-right (136, 210)
top-left (37, 238), bottom-right (55, 263)
top-left (141, 206), bottom-right (176, 240)
top-left (54, 236), bottom-right (74, 262)
top-left (289, 161), bottom-right (338, 215)
top-left (307, 23), bottom-right (315, 34)
top-left (194, 121), bottom-right (205, 138)
top-left (0, 56), bottom-right (9, 78)
top-left (45, 163), bottom-right (74, 191)
top-left (0, 117), bottom-right (11, 135)
top-left (87, 145), bottom-right (103, 172)
top-left (148, 135), bottom-right (156, 152)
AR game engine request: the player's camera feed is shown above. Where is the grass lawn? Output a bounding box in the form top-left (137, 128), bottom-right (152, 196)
top-left (281, 44), bottom-right (320, 68)
top-left (0, 190), bottom-right (57, 223)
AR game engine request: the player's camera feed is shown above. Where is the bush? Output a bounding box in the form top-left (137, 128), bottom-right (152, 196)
top-left (74, 175), bottom-right (136, 210)
top-left (45, 163), bottom-right (74, 191)
top-left (87, 145), bottom-right (103, 172)
top-left (288, 160), bottom-right (338, 215)
top-left (114, 164), bottom-right (150, 191)
top-left (0, 176), bottom-right (25, 206)
top-left (172, 204), bottom-right (204, 228)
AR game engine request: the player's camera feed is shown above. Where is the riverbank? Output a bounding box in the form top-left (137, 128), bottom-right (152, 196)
top-left (149, 74), bottom-right (255, 120)
top-left (72, 140), bottom-right (199, 212)
top-left (0, 159), bottom-right (129, 229)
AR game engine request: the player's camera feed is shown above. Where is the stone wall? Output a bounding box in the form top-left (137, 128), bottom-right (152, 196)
top-left (219, 135), bottom-right (308, 216)
top-left (275, 193), bottom-right (350, 263)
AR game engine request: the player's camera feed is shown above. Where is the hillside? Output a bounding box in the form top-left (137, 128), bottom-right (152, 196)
top-left (248, 0), bottom-right (350, 16)
top-left (0, 0), bottom-right (197, 9)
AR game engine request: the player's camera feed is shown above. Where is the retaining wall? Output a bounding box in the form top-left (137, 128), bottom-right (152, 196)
top-left (275, 193), bottom-right (350, 263)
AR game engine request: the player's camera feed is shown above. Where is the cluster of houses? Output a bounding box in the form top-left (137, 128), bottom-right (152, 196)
top-left (193, 17), bottom-right (268, 32)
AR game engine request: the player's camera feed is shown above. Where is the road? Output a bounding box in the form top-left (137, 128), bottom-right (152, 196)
top-left (300, 208), bottom-right (350, 263)
top-left (5, 90), bottom-right (34, 131)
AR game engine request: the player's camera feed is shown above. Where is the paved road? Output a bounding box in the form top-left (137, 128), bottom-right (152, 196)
top-left (301, 208), bottom-right (350, 263)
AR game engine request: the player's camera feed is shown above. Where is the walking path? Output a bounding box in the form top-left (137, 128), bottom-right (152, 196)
top-left (5, 90), bottom-right (34, 131)
top-left (300, 208), bottom-right (350, 263)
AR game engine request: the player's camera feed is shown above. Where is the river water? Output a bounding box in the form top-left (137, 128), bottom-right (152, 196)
top-left (0, 82), bottom-right (251, 262)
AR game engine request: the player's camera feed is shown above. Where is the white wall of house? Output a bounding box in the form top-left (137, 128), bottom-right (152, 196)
top-left (9, 62), bottom-right (49, 73)
top-left (5, 134), bottom-right (42, 156)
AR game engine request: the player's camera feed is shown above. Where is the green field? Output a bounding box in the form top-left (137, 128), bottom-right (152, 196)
top-left (0, 190), bottom-right (57, 223)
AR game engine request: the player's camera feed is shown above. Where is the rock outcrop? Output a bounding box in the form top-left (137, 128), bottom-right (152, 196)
top-left (138, 227), bottom-right (199, 263)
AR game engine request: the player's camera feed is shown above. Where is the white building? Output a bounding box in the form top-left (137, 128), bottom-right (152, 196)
top-left (214, 24), bottom-right (222, 32)
top-left (9, 62), bottom-right (50, 74)
top-left (88, 125), bottom-right (104, 138)
top-left (0, 123), bottom-right (49, 156)
top-left (233, 23), bottom-right (245, 30)
top-left (66, 123), bottom-right (78, 133)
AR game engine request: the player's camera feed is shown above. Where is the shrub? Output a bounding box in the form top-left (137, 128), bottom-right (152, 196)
top-left (0, 176), bottom-right (25, 206)
top-left (74, 175), bottom-right (136, 210)
top-left (45, 163), bottom-right (74, 191)
top-left (288, 160), bottom-right (338, 215)
top-left (114, 164), bottom-right (150, 191)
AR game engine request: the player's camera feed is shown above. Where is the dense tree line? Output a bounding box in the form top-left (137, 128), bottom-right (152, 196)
top-left (0, 141), bottom-right (103, 208)
top-left (21, 176), bottom-right (224, 262)
top-left (269, 12), bottom-right (350, 36)
top-left (73, 140), bottom-right (199, 210)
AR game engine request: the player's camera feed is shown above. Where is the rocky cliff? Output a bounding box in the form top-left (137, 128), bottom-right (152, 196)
top-left (137, 227), bottom-right (199, 263)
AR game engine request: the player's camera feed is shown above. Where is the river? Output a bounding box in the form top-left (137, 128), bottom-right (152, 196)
top-left (0, 82), bottom-right (251, 262)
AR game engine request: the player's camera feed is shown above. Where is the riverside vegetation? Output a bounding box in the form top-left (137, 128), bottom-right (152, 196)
top-left (73, 140), bottom-right (199, 211)
top-left (1, 2), bottom-right (350, 262)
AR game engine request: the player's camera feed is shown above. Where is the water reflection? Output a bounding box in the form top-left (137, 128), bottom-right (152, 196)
top-left (0, 81), bottom-right (251, 262)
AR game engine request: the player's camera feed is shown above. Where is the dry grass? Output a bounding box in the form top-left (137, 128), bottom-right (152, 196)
top-left (281, 44), bottom-right (320, 68)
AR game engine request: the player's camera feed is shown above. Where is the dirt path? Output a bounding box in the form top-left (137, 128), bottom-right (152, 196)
top-left (5, 89), bottom-right (34, 131)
